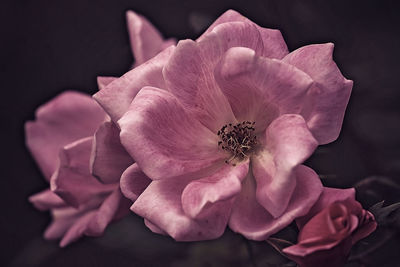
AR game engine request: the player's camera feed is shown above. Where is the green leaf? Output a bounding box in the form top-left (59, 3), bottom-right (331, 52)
top-left (369, 201), bottom-right (400, 228)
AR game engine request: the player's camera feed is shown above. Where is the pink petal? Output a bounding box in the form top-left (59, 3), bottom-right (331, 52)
top-left (118, 86), bottom-right (225, 180)
top-left (229, 165), bottom-right (322, 240)
top-left (120, 163), bottom-right (151, 202)
top-left (131, 178), bottom-right (231, 241)
top-left (44, 206), bottom-right (92, 240)
top-left (215, 47), bottom-right (314, 132)
top-left (29, 189), bottom-right (67, 211)
top-left (256, 26), bottom-right (288, 59)
top-left (97, 76), bottom-right (117, 91)
top-left (85, 188), bottom-right (130, 236)
top-left (252, 115), bottom-right (318, 218)
top-left (59, 211), bottom-right (97, 247)
top-left (198, 10), bottom-right (288, 59)
top-left (51, 137), bottom-right (116, 207)
top-left (351, 211), bottom-right (377, 244)
top-left (282, 43), bottom-right (353, 144)
top-left (296, 187), bottom-right (356, 228)
top-left (163, 39), bottom-right (235, 132)
top-left (198, 9), bottom-right (247, 38)
top-left (93, 46), bottom-right (175, 122)
top-left (163, 21), bottom-right (266, 132)
top-left (90, 121), bottom-right (133, 184)
top-left (144, 219), bottom-right (167, 235)
top-left (44, 189), bottom-right (129, 247)
top-left (25, 91), bottom-right (106, 180)
top-left (181, 161), bottom-right (249, 219)
top-left (126, 10), bottom-right (175, 66)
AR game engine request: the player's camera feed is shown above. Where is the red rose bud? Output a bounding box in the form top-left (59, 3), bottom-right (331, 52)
top-left (283, 188), bottom-right (377, 267)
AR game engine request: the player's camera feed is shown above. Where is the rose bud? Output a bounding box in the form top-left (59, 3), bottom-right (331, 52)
top-left (283, 188), bottom-right (377, 267)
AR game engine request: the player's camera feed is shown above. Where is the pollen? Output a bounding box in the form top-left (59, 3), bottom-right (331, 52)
top-left (217, 121), bottom-right (257, 165)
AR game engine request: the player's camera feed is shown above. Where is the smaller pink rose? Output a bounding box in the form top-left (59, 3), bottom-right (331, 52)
top-left (283, 188), bottom-right (377, 267)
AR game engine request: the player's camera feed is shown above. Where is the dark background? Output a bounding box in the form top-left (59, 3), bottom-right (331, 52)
top-left (2, 0), bottom-right (400, 266)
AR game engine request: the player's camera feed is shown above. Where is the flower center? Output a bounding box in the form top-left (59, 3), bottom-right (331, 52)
top-left (217, 121), bottom-right (257, 165)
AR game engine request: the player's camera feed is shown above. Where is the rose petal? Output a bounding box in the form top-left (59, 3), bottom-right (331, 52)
top-left (131, 178), bottom-right (231, 241)
top-left (85, 188), bottom-right (130, 236)
top-left (163, 21), bottom-right (265, 132)
top-left (351, 211), bottom-right (377, 244)
top-left (215, 47), bottom-right (314, 132)
top-left (118, 86), bottom-right (225, 180)
top-left (59, 211), bottom-right (97, 247)
top-left (250, 114), bottom-right (318, 218)
top-left (25, 91), bottom-right (106, 180)
top-left (282, 43), bottom-right (353, 144)
top-left (181, 161), bottom-right (249, 219)
top-left (126, 10), bottom-right (175, 66)
top-left (93, 46), bottom-right (175, 122)
top-left (229, 165), bottom-right (322, 240)
top-left (144, 219), bottom-right (167, 235)
top-left (43, 203), bottom-right (99, 241)
top-left (163, 39), bottom-right (236, 132)
top-left (51, 137), bottom-right (115, 207)
top-left (44, 208), bottom-right (80, 240)
top-left (97, 76), bottom-right (117, 91)
top-left (90, 121), bottom-right (133, 184)
top-left (120, 163), bottom-right (151, 202)
top-left (257, 26), bottom-right (288, 59)
top-left (198, 9), bottom-right (247, 38)
top-left (198, 9), bottom-right (288, 59)
top-left (29, 189), bottom-right (67, 211)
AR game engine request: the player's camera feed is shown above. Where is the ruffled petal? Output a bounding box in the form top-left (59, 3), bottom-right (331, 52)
top-left (25, 91), bottom-right (106, 180)
top-left (163, 21), bottom-right (265, 132)
top-left (44, 209), bottom-right (80, 240)
top-left (42, 189), bottom-right (129, 247)
top-left (181, 161), bottom-right (249, 219)
top-left (126, 10), bottom-right (175, 66)
top-left (120, 163), bottom-right (151, 202)
top-left (59, 211), bottom-right (96, 247)
top-left (29, 189), bottom-right (67, 211)
top-left (144, 219), bottom-right (167, 235)
top-left (131, 178), bottom-right (231, 241)
top-left (198, 9), bottom-right (288, 59)
top-left (93, 46), bottom-right (175, 122)
top-left (229, 165), bottom-right (322, 240)
top-left (97, 76), bottom-right (117, 91)
top-left (118, 86), bottom-right (225, 180)
top-left (163, 39), bottom-right (235, 132)
top-left (85, 188), bottom-right (130, 236)
top-left (51, 137), bottom-right (115, 207)
top-left (43, 203), bottom-right (100, 241)
top-left (90, 121), bottom-right (133, 184)
top-left (215, 47), bottom-right (314, 132)
top-left (282, 43), bottom-right (353, 144)
top-left (251, 114), bottom-right (318, 218)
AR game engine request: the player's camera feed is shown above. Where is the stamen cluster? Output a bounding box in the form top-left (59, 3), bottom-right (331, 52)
top-left (217, 121), bottom-right (257, 165)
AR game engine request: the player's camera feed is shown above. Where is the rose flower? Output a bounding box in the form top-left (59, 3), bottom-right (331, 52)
top-left (94, 10), bottom-right (353, 241)
top-left (283, 187), bottom-right (377, 267)
top-left (27, 11), bottom-right (172, 246)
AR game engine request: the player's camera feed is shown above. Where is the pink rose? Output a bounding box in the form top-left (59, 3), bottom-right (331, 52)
top-left (95, 10), bottom-right (352, 241)
top-left (26, 11), bottom-right (172, 246)
top-left (283, 188), bottom-right (377, 267)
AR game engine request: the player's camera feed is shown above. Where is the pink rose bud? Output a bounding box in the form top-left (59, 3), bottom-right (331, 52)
top-left (283, 188), bottom-right (377, 267)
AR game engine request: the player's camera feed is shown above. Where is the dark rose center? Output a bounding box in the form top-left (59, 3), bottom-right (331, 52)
top-left (217, 121), bottom-right (257, 166)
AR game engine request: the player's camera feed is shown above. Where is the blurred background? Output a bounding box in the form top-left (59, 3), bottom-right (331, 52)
top-left (1, 0), bottom-right (400, 266)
